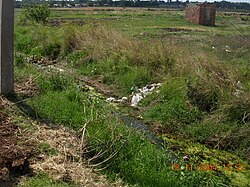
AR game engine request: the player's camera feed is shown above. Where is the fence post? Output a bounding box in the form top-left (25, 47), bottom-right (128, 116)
top-left (0, 0), bottom-right (14, 95)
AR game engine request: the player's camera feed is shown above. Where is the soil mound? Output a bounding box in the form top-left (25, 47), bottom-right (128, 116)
top-left (0, 99), bottom-right (33, 185)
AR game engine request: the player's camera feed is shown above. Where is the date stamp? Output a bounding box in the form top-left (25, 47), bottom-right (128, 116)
top-left (171, 163), bottom-right (245, 172)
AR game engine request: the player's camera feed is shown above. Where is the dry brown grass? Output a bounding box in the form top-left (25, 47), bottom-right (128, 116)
top-left (28, 123), bottom-right (125, 187)
top-left (15, 75), bottom-right (40, 98)
top-left (1, 88), bottom-right (125, 186)
top-left (62, 26), bottom-right (174, 71)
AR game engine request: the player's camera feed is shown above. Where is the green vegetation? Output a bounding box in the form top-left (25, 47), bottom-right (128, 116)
top-left (14, 7), bottom-right (250, 187)
top-left (38, 142), bottom-right (58, 156)
top-left (19, 4), bottom-right (51, 24)
top-left (18, 173), bottom-right (74, 187)
top-left (141, 78), bottom-right (201, 126)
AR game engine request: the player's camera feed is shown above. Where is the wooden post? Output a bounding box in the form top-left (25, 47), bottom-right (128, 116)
top-left (0, 0), bottom-right (14, 95)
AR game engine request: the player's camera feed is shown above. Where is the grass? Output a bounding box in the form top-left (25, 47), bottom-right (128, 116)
top-left (15, 65), bottom-right (248, 186)
top-left (38, 142), bottom-right (59, 156)
top-left (13, 63), bottom-right (234, 186)
top-left (18, 173), bottom-right (74, 187)
top-left (13, 7), bottom-right (250, 187)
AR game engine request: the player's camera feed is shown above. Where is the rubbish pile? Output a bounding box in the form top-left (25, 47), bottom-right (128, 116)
top-left (106, 97), bottom-right (128, 103)
top-left (131, 83), bottom-right (162, 107)
top-left (106, 83), bottom-right (162, 107)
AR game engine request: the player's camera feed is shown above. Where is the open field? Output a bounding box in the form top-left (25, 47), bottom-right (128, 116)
top-left (1, 7), bottom-right (250, 187)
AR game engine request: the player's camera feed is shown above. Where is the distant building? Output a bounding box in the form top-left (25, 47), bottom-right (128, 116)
top-left (185, 3), bottom-right (216, 26)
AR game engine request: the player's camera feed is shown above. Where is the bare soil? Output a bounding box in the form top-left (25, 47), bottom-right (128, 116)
top-left (0, 99), bottom-right (34, 186)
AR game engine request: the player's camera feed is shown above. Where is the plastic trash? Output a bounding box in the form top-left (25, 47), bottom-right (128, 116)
top-left (122, 97), bottom-right (128, 102)
top-left (131, 93), bottom-right (143, 107)
top-left (106, 97), bottom-right (116, 102)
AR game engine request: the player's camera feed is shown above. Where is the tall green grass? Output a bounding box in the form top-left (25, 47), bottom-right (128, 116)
top-left (14, 9), bottom-right (250, 186)
top-left (24, 73), bottom-right (229, 187)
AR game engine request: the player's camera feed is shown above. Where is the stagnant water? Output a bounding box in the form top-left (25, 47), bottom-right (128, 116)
top-left (113, 111), bottom-right (182, 164)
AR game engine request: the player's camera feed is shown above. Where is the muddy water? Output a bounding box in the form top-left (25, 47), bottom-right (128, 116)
top-left (113, 112), bottom-right (181, 163)
top-left (80, 77), bottom-right (182, 163)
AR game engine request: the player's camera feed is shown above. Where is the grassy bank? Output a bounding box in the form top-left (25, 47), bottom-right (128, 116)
top-left (15, 64), bottom-right (235, 187)
top-left (14, 7), bottom-right (250, 187)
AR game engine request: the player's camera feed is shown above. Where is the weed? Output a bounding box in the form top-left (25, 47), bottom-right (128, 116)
top-left (187, 80), bottom-right (219, 112)
top-left (14, 8), bottom-right (250, 186)
top-left (41, 43), bottom-right (61, 60)
top-left (225, 92), bottom-right (250, 123)
top-left (141, 78), bottom-right (201, 130)
top-left (62, 26), bottom-right (176, 94)
top-left (18, 172), bottom-right (74, 187)
top-left (37, 74), bottom-right (73, 93)
top-left (15, 53), bottom-right (26, 68)
top-left (28, 90), bottom-right (85, 129)
top-left (38, 143), bottom-right (58, 156)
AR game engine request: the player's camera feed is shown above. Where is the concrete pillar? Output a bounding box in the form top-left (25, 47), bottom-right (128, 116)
top-left (0, 0), bottom-right (14, 95)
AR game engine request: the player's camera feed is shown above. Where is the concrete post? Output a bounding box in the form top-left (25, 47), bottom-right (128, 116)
top-left (0, 0), bottom-right (14, 95)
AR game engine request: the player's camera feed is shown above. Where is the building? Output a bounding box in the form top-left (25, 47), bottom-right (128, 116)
top-left (185, 3), bottom-right (216, 26)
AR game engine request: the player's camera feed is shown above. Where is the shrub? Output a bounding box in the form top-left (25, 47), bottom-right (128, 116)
top-left (19, 4), bottom-right (51, 25)
top-left (42, 43), bottom-right (61, 60)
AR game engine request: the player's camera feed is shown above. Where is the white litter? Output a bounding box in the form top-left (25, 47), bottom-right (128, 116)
top-left (236, 81), bottom-right (243, 89)
top-left (233, 81), bottom-right (244, 97)
top-left (122, 97), bottom-right (128, 102)
top-left (105, 83), bottom-right (162, 107)
top-left (106, 97), bottom-right (116, 102)
top-left (131, 93), bottom-right (144, 107)
top-left (130, 83), bottom-right (162, 107)
top-left (48, 65), bottom-right (65, 72)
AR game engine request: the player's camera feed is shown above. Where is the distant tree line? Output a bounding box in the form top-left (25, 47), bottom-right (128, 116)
top-left (216, 1), bottom-right (250, 10)
top-left (14, 0), bottom-right (250, 10)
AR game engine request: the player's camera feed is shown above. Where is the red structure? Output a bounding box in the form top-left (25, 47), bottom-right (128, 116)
top-left (185, 3), bottom-right (216, 26)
